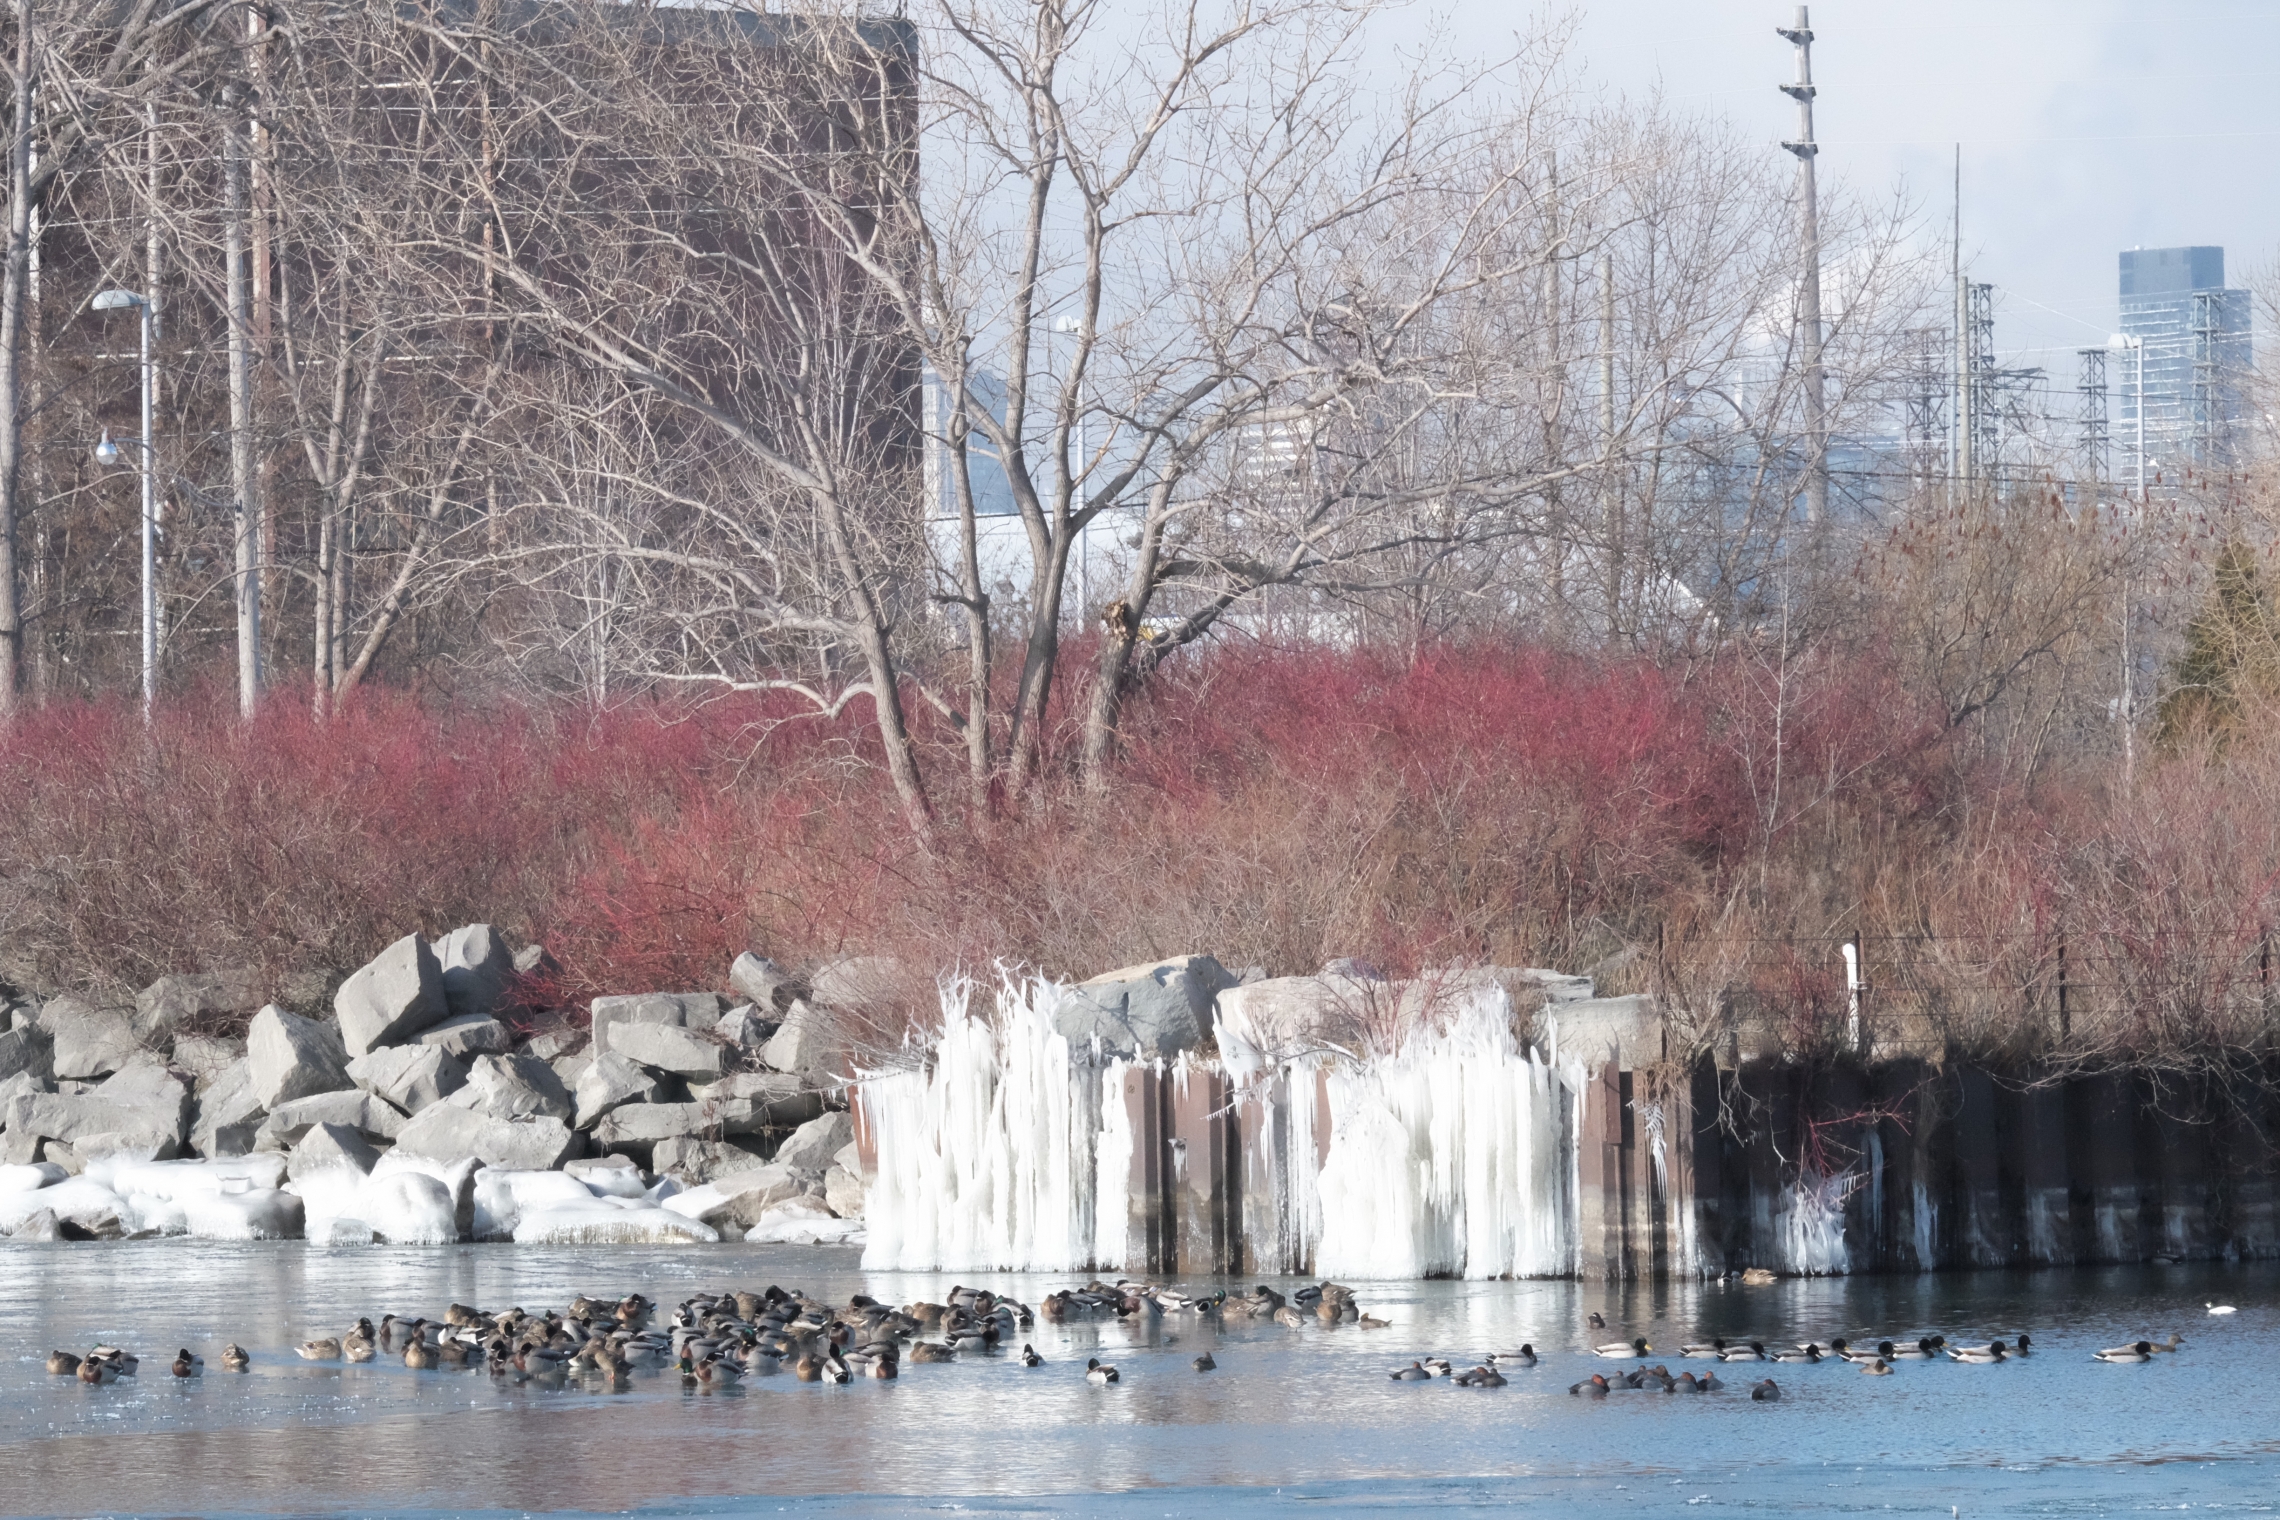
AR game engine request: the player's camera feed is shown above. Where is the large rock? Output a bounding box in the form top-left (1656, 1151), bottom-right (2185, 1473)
top-left (286, 1121), bottom-right (381, 1181)
top-left (133, 971), bottom-right (261, 1042)
top-left (188, 1060), bottom-right (266, 1158)
top-left (589, 992), bottom-right (721, 1051)
top-left (333, 934), bottom-right (449, 1057)
top-left (1054, 955), bottom-right (1235, 1061)
top-left (649, 1134), bottom-right (767, 1184)
top-left (35, 996), bottom-right (143, 1081)
top-left (411, 1013), bottom-right (512, 1059)
top-left (1, 1091), bottom-right (181, 1161)
top-left (259, 1089), bottom-right (407, 1148)
top-left (432, 924), bottom-right (515, 1021)
top-left (606, 1020), bottom-right (725, 1080)
top-left (728, 953), bottom-right (803, 1014)
top-left (713, 1004), bottom-right (778, 1049)
top-left (393, 1105), bottom-right (578, 1171)
top-left (824, 1160), bottom-right (866, 1220)
top-left (691, 1071), bottom-right (822, 1130)
top-left (759, 1000), bottom-right (844, 1080)
top-left (590, 1101), bottom-right (710, 1147)
top-left (573, 1052), bottom-right (671, 1131)
top-left (246, 1005), bottom-right (353, 1109)
top-left (0, 1024), bottom-right (53, 1085)
top-left (169, 1035), bottom-right (244, 1094)
top-left (444, 1054), bottom-right (573, 1123)
top-left (660, 1160), bottom-right (822, 1229)
top-left (345, 1044), bottom-right (467, 1115)
top-left (772, 1110), bottom-right (854, 1172)
top-left (91, 1057), bottom-right (193, 1146)
top-left (523, 1028), bottom-right (583, 1062)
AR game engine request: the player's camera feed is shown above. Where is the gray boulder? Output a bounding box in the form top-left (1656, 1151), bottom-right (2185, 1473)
top-left (523, 1028), bottom-right (583, 1062)
top-left (259, 1089), bottom-right (407, 1148)
top-left (606, 1020), bottom-right (725, 1081)
top-left (432, 924), bottom-right (515, 1021)
top-left (0, 1023), bottom-right (53, 1085)
top-left (393, 1105), bottom-right (578, 1171)
top-left (91, 1057), bottom-right (194, 1145)
top-left (674, 1161), bottom-right (823, 1228)
top-left (512, 943), bottom-right (560, 978)
top-left (9, 1206), bottom-right (63, 1241)
top-left (773, 1110), bottom-right (854, 1172)
top-left (591, 1102), bottom-right (709, 1147)
top-left (169, 1035), bottom-right (244, 1094)
top-left (287, 1121), bottom-right (380, 1181)
top-left (189, 1060), bottom-right (266, 1158)
top-left (345, 1044), bottom-right (467, 1115)
top-left (714, 1004), bottom-right (778, 1049)
top-left (334, 934), bottom-right (449, 1057)
top-left (691, 1071), bottom-right (822, 1131)
top-left (589, 992), bottom-right (721, 1051)
top-left (759, 1000), bottom-right (843, 1080)
top-left (573, 1052), bottom-right (671, 1131)
top-left (650, 1134), bottom-right (768, 1184)
top-left (551, 1052), bottom-right (593, 1091)
top-left (412, 1013), bottom-right (513, 1059)
top-left (728, 953), bottom-right (803, 1014)
top-left (0, 1069), bottom-right (46, 1109)
top-left (824, 1162), bottom-right (866, 1220)
top-left (133, 970), bottom-right (261, 1041)
top-left (35, 996), bottom-right (143, 1081)
top-left (246, 1005), bottom-right (353, 1109)
top-left (444, 1054), bottom-right (573, 1123)
top-left (1, 1091), bottom-right (181, 1160)
top-left (1054, 954), bottom-right (1236, 1060)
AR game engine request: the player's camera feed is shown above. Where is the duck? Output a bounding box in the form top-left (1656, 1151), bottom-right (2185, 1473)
top-left (866, 1355), bottom-right (899, 1380)
top-left (1887, 1337), bottom-right (1940, 1360)
top-left (1750, 1378), bottom-right (1781, 1401)
top-left (1193, 1353), bottom-right (1217, 1372)
top-left (1675, 1371), bottom-right (1706, 1393)
top-left (1697, 1369), bottom-right (1724, 1391)
top-left (1592, 1337), bottom-right (1651, 1358)
top-left (1358, 1314), bottom-right (1391, 1329)
top-left (1769, 1343), bottom-right (1822, 1363)
top-left (1947, 1340), bottom-right (2007, 1364)
top-left (343, 1319), bottom-right (378, 1362)
top-left (403, 1339), bottom-right (436, 1370)
top-left (1678, 1338), bottom-right (1728, 1358)
top-left (77, 1356), bottom-right (117, 1385)
top-left (91, 1346), bottom-right (137, 1376)
top-left (2207, 1302), bottom-right (2237, 1316)
top-left (377, 1314), bottom-right (401, 1352)
top-left (1494, 1345), bottom-right (1538, 1368)
top-left (436, 1338), bottom-right (470, 1367)
top-left (1587, 1311), bottom-right (1608, 1330)
top-left (1272, 1306), bottom-right (1305, 1329)
top-left (220, 1344), bottom-right (250, 1372)
top-left (1455, 1364), bottom-right (1506, 1387)
top-left (2093, 1341), bottom-right (2153, 1363)
top-left (1086, 1357), bottom-right (1119, 1385)
top-left (2011, 1333), bottom-right (2033, 1356)
top-left (46, 1351), bottom-right (80, 1376)
top-left (2149, 1333), bottom-right (2183, 1353)
top-left (1019, 1343), bottom-right (1044, 1367)
top-left (909, 1342), bottom-right (956, 1364)
top-left (170, 1349), bottom-right (203, 1378)
top-left (1718, 1340), bottom-right (1769, 1362)
top-left (1833, 1339), bottom-right (1893, 1364)
top-left (1860, 1358), bottom-right (1894, 1376)
top-left (296, 1337), bottom-right (343, 1361)
top-left (1390, 1361), bottom-right (1431, 1381)
top-left (1569, 1373), bottom-right (1610, 1397)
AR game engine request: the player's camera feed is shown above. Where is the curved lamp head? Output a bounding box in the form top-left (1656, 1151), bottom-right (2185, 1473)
top-left (94, 430), bottom-right (121, 467)
top-left (92, 289), bottom-right (145, 311)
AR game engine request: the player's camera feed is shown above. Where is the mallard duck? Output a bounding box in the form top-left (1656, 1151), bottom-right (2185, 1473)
top-left (1358, 1314), bottom-right (1390, 1329)
top-left (170, 1349), bottom-right (203, 1378)
top-left (2010, 1333), bottom-right (2033, 1355)
top-left (1750, 1378), bottom-right (1781, 1401)
top-left (1085, 1357), bottom-right (1119, 1385)
top-left (2149, 1333), bottom-right (2182, 1353)
top-left (45, 1351), bottom-right (80, 1376)
top-left (297, 1338), bottom-right (343, 1361)
top-left (220, 1344), bottom-right (250, 1372)
top-left (1390, 1361), bottom-right (1430, 1381)
top-left (2093, 1341), bottom-right (2153, 1363)
top-left (1718, 1340), bottom-right (1768, 1361)
top-left (1833, 1339), bottom-right (1892, 1363)
top-left (1494, 1345), bottom-right (1538, 1367)
top-left (90, 1346), bottom-right (137, 1375)
top-left (1193, 1353), bottom-right (1217, 1371)
top-left (1947, 1341), bottom-right (2007, 1364)
top-left (403, 1339), bottom-right (436, 1370)
top-left (77, 1356), bottom-right (116, 1385)
top-left (1272, 1306), bottom-right (1305, 1329)
top-left (1860, 1358), bottom-right (1894, 1376)
top-left (909, 1342), bottom-right (956, 1364)
top-left (1887, 1337), bottom-right (1939, 1360)
top-left (1455, 1364), bottom-right (1506, 1387)
top-left (342, 1321), bottom-right (377, 1363)
top-left (2207, 1303), bottom-right (2237, 1315)
top-left (1679, 1338), bottom-right (1727, 1358)
top-left (1587, 1311), bottom-right (1608, 1330)
top-left (1569, 1373), bottom-right (1610, 1396)
top-left (436, 1337), bottom-right (470, 1367)
top-left (1769, 1343), bottom-right (1821, 1363)
top-left (1019, 1344), bottom-right (1044, 1367)
top-left (1592, 1337), bottom-right (1651, 1358)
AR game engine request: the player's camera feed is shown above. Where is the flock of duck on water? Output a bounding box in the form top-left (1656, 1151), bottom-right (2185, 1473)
top-left (39, 1285), bottom-right (2241, 1396)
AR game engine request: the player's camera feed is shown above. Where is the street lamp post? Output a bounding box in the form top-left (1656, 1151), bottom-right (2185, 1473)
top-left (92, 288), bottom-right (155, 718)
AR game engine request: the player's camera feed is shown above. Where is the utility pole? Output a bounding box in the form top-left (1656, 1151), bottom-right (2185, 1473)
top-left (1778, 8), bottom-right (1827, 526)
top-left (1952, 146), bottom-right (1969, 495)
top-left (1599, 252), bottom-right (1620, 638)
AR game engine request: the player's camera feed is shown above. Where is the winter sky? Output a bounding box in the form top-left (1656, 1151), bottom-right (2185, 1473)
top-left (1437, 0), bottom-right (2280, 375)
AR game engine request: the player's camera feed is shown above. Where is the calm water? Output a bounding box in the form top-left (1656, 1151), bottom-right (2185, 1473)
top-left (0, 1242), bottom-right (2272, 1518)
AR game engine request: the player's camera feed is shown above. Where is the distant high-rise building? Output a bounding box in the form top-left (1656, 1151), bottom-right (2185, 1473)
top-left (2115, 246), bottom-right (2252, 489)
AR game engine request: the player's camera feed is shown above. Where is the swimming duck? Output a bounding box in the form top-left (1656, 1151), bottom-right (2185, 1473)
top-left (1947, 1341), bottom-right (2007, 1363)
top-left (220, 1344), bottom-right (250, 1372)
top-left (2207, 1302), bottom-right (2237, 1315)
top-left (2148, 1333), bottom-right (2182, 1353)
top-left (1833, 1339), bottom-right (1893, 1363)
top-left (1675, 1371), bottom-right (1706, 1393)
top-left (46, 1351), bottom-right (80, 1376)
top-left (1886, 1337), bottom-right (1939, 1360)
top-left (1718, 1340), bottom-right (1768, 1361)
top-left (1272, 1306), bottom-right (1305, 1329)
top-left (2010, 1333), bottom-right (2032, 1356)
top-left (1860, 1358), bottom-right (1894, 1376)
top-left (1593, 1337), bottom-right (1651, 1358)
top-left (1769, 1343), bottom-right (1822, 1363)
top-left (1750, 1378), bottom-right (1781, 1401)
top-left (1086, 1357), bottom-right (1119, 1385)
top-left (1455, 1364), bottom-right (1506, 1387)
top-left (866, 1355), bottom-right (898, 1380)
top-left (171, 1349), bottom-right (203, 1377)
top-left (1358, 1314), bottom-right (1390, 1329)
top-left (1587, 1312), bottom-right (1608, 1330)
top-left (1390, 1361), bottom-right (1431, 1381)
top-left (2093, 1341), bottom-right (2153, 1363)
top-left (1494, 1345), bottom-right (1538, 1368)
top-left (1194, 1353), bottom-right (1217, 1372)
top-left (1020, 1344), bottom-right (1045, 1367)
top-left (909, 1342), bottom-right (956, 1364)
top-left (1678, 1338), bottom-right (1727, 1358)
top-left (1569, 1373), bottom-right (1610, 1396)
top-left (296, 1337), bottom-right (343, 1361)
top-left (1697, 1369), bottom-right (1724, 1391)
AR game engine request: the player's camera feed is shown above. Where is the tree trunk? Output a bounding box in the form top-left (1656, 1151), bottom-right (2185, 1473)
top-left (224, 88), bottom-right (261, 715)
top-left (0, 5), bottom-right (34, 716)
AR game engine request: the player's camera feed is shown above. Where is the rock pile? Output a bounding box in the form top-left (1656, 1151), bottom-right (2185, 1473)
top-left (0, 935), bottom-right (869, 1246)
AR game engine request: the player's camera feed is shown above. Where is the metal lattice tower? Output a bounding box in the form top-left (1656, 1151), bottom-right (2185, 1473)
top-left (1967, 281), bottom-right (1998, 485)
top-left (2190, 288), bottom-right (2228, 468)
top-left (1902, 328), bottom-right (1948, 492)
top-left (1777, 8), bottom-right (1828, 525)
top-left (2077, 346), bottom-right (2109, 485)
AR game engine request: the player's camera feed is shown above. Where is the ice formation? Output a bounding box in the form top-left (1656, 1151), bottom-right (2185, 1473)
top-left (1773, 1168), bottom-right (1854, 1275)
top-left (512, 1196), bottom-right (719, 1245)
top-left (746, 1198), bottom-right (864, 1246)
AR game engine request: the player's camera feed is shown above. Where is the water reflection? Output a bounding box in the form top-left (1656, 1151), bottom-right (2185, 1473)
top-left (0, 1241), bottom-right (2272, 1516)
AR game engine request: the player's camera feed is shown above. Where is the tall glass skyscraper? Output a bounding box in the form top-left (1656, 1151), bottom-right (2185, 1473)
top-left (2115, 246), bottom-right (2252, 489)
